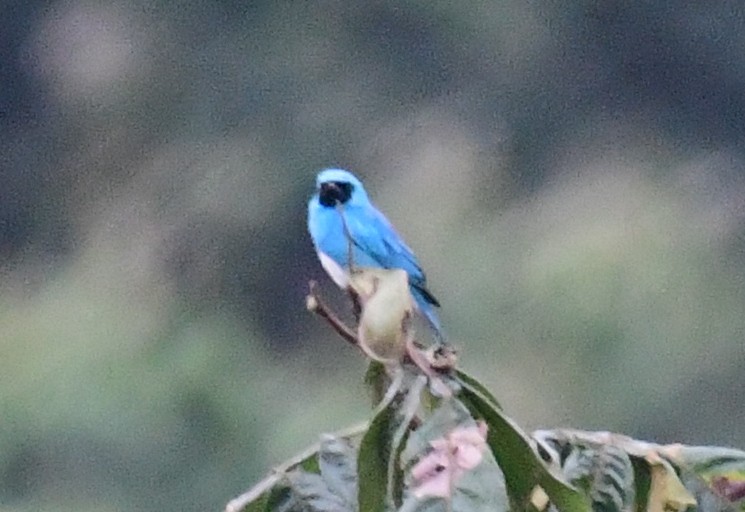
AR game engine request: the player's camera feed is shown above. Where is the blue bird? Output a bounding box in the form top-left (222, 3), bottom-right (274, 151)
top-left (307, 168), bottom-right (443, 338)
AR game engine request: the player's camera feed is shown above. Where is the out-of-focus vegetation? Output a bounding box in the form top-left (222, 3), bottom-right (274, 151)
top-left (2, 1), bottom-right (745, 511)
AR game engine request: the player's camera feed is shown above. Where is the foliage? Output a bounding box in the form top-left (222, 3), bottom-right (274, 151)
top-left (227, 270), bottom-right (745, 512)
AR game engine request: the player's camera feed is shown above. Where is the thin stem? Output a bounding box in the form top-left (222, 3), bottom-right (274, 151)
top-left (307, 280), bottom-right (359, 347)
top-left (225, 422), bottom-right (369, 512)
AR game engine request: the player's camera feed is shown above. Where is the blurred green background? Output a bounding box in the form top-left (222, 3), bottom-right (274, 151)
top-left (2, 1), bottom-right (745, 510)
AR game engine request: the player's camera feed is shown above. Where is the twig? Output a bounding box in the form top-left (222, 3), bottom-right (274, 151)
top-left (306, 280), bottom-right (359, 347)
top-left (225, 422), bottom-right (369, 512)
top-left (347, 284), bottom-right (363, 322)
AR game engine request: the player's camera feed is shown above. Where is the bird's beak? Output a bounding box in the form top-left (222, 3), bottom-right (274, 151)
top-left (320, 182), bottom-right (340, 195)
top-left (318, 180), bottom-right (351, 207)
top-left (319, 182), bottom-right (342, 206)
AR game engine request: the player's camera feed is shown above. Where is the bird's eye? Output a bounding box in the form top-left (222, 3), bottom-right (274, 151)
top-left (319, 181), bottom-right (354, 207)
top-left (335, 181), bottom-right (354, 199)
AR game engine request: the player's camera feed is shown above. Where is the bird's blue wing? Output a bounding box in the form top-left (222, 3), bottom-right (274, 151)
top-left (352, 207), bottom-right (442, 316)
top-left (344, 204), bottom-right (435, 295)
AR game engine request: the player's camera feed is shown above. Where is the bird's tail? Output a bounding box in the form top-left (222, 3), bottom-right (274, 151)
top-left (411, 288), bottom-right (446, 343)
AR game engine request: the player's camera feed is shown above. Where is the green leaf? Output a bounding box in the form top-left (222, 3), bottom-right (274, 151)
top-left (269, 435), bottom-right (361, 512)
top-left (229, 424), bottom-right (371, 512)
top-left (227, 447), bottom-right (321, 512)
top-left (533, 430), bottom-right (699, 512)
top-left (630, 456), bottom-right (651, 512)
top-left (237, 488), bottom-right (271, 512)
top-left (455, 369), bottom-right (502, 410)
top-left (660, 445), bottom-right (745, 510)
top-left (458, 384), bottom-right (590, 512)
top-left (388, 376), bottom-right (426, 508)
top-left (264, 485), bottom-right (292, 512)
top-left (278, 471), bottom-right (351, 512)
top-left (539, 469), bottom-right (593, 512)
top-left (677, 470), bottom-right (739, 512)
top-left (364, 361), bottom-right (390, 406)
top-left (397, 497), bottom-right (445, 512)
top-left (300, 452), bottom-right (322, 475)
top-left (318, 435), bottom-right (358, 508)
top-left (646, 458), bottom-right (697, 512)
top-left (357, 373), bottom-right (411, 512)
top-left (666, 446), bottom-right (745, 475)
top-left (560, 444), bottom-right (635, 512)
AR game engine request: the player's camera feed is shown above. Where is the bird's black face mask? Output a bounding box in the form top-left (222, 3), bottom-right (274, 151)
top-left (319, 181), bottom-right (354, 207)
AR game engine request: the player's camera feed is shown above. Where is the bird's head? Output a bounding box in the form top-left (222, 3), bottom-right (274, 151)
top-left (314, 168), bottom-right (369, 208)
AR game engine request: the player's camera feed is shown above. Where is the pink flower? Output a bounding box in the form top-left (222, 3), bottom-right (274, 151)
top-left (410, 421), bottom-right (488, 499)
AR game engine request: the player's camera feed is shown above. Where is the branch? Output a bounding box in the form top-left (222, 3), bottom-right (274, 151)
top-left (225, 422), bottom-right (369, 512)
top-left (306, 280), bottom-right (359, 347)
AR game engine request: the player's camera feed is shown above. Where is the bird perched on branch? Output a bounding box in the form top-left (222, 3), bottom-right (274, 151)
top-left (307, 168), bottom-right (443, 339)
